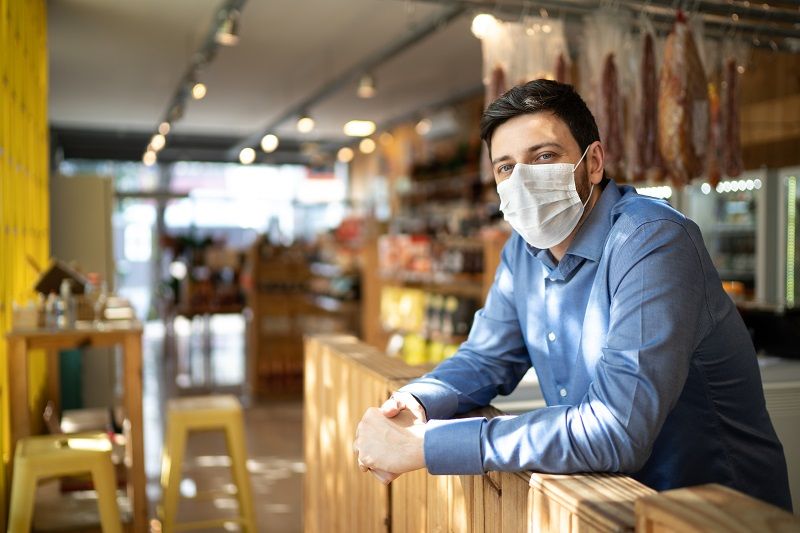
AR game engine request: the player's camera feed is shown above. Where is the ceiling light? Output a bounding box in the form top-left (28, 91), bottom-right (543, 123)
top-left (379, 132), bottom-right (394, 145)
top-left (297, 114), bottom-right (315, 133)
top-left (343, 120), bottom-right (376, 137)
top-left (471, 14), bottom-right (498, 39)
top-left (260, 134), bottom-right (279, 153)
top-left (150, 133), bottom-right (166, 152)
top-left (357, 74), bottom-right (376, 99)
top-left (239, 147), bottom-right (256, 165)
top-left (359, 138), bottom-right (376, 154)
top-left (337, 147), bottom-right (354, 163)
top-left (215, 9), bottom-right (240, 46)
top-left (192, 82), bottom-right (207, 100)
top-left (143, 151), bottom-right (157, 166)
top-left (415, 118), bottom-right (432, 136)
top-left (158, 122), bottom-right (171, 135)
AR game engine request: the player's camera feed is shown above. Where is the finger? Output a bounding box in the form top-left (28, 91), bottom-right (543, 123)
top-left (358, 460), bottom-right (368, 473)
top-left (370, 468), bottom-right (397, 485)
top-left (380, 397), bottom-right (401, 417)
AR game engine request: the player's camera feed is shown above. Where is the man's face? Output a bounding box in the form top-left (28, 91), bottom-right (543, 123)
top-left (490, 111), bottom-right (591, 202)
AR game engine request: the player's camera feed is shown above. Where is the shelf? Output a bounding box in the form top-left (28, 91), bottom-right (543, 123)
top-left (718, 269), bottom-right (756, 280)
top-left (308, 295), bottom-right (359, 314)
top-left (309, 262), bottom-right (358, 279)
top-left (380, 272), bottom-right (484, 299)
top-left (708, 223), bottom-right (756, 234)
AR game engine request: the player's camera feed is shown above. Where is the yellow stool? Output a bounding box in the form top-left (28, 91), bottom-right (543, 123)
top-left (8, 432), bottom-right (122, 533)
top-left (160, 395), bottom-right (256, 532)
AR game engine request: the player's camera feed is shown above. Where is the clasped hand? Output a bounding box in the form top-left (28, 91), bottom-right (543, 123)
top-left (352, 392), bottom-right (428, 484)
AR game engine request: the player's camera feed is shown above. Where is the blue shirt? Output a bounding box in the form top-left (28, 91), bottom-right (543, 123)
top-left (400, 181), bottom-right (792, 511)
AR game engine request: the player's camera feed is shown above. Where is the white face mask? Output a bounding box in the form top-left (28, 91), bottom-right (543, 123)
top-left (497, 145), bottom-right (593, 250)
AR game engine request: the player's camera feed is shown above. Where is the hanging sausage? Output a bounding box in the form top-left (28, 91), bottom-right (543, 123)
top-left (633, 32), bottom-right (660, 182)
top-left (658, 11), bottom-right (709, 186)
top-left (723, 57), bottom-right (744, 178)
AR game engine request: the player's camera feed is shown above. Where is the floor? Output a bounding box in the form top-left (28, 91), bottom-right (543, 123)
top-left (34, 314), bottom-right (304, 532)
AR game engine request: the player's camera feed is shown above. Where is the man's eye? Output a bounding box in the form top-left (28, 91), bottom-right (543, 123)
top-left (497, 163), bottom-right (514, 174)
top-left (537, 153), bottom-right (554, 162)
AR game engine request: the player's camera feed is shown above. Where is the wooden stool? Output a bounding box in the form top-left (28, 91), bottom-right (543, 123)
top-left (8, 432), bottom-right (122, 533)
top-left (160, 395), bottom-right (256, 531)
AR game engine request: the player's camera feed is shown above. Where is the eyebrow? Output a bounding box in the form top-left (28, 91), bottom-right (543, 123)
top-left (491, 142), bottom-right (565, 166)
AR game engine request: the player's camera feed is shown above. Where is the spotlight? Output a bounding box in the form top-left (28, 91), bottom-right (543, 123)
top-left (239, 147), bottom-right (256, 165)
top-left (343, 120), bottom-right (376, 137)
top-left (379, 132), bottom-right (394, 145)
top-left (192, 82), bottom-right (207, 100)
top-left (215, 9), bottom-right (240, 46)
top-left (701, 183), bottom-right (711, 195)
top-left (297, 114), bottom-right (315, 133)
top-left (260, 134), bottom-right (279, 153)
top-left (143, 151), bottom-right (157, 166)
top-left (357, 74), bottom-right (376, 99)
top-left (415, 118), bottom-right (432, 136)
top-left (158, 122), bottom-right (171, 135)
top-left (337, 147), bottom-right (354, 163)
top-left (359, 138), bottom-right (376, 154)
top-left (150, 133), bottom-right (166, 152)
top-left (471, 14), bottom-right (498, 39)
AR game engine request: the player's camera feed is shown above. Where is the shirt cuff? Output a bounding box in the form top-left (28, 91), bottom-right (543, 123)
top-left (423, 417), bottom-right (486, 475)
top-left (398, 378), bottom-right (460, 420)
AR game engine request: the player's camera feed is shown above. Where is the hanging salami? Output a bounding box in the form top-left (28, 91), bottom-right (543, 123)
top-left (723, 58), bottom-right (744, 178)
top-left (633, 32), bottom-right (658, 182)
top-left (599, 53), bottom-right (624, 177)
top-left (706, 82), bottom-right (723, 187)
top-left (658, 12), bottom-right (709, 186)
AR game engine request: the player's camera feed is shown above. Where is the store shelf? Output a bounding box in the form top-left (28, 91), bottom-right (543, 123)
top-left (308, 295), bottom-right (359, 314)
top-left (379, 272), bottom-right (484, 298)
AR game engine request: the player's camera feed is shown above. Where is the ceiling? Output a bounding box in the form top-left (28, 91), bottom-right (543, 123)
top-left (47, 0), bottom-right (483, 165)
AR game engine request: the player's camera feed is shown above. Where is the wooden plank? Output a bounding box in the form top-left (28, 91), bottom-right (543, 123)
top-left (634, 483), bottom-right (800, 533)
top-left (483, 472), bottom-right (502, 533)
top-left (450, 474), bottom-right (468, 533)
top-left (122, 331), bottom-right (147, 532)
top-left (500, 473), bottom-right (528, 533)
top-left (427, 473), bottom-right (450, 533)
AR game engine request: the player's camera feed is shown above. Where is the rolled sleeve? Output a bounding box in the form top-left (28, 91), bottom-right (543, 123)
top-left (423, 418), bottom-right (486, 475)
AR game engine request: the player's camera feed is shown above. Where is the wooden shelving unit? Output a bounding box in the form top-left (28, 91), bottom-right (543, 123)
top-left (361, 230), bottom-right (509, 356)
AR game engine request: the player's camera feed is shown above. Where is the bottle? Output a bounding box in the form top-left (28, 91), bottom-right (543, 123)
top-left (57, 279), bottom-right (74, 329)
top-left (45, 292), bottom-right (58, 329)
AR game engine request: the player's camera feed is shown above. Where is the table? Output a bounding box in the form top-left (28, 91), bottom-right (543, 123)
top-left (6, 321), bottom-right (146, 531)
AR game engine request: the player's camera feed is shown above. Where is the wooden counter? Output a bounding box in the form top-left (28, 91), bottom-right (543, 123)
top-left (304, 335), bottom-right (799, 532)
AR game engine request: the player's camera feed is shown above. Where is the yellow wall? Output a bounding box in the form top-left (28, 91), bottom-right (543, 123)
top-left (0, 0), bottom-right (50, 519)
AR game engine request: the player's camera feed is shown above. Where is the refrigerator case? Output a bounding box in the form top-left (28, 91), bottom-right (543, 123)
top-left (681, 169), bottom-right (766, 303)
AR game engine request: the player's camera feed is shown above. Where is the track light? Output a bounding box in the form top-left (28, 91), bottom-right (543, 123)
top-left (337, 147), bottom-right (354, 163)
top-left (471, 14), bottom-right (499, 39)
top-left (158, 122), bottom-right (171, 136)
top-left (239, 147), bottom-right (256, 165)
top-left (359, 138), bottom-right (376, 154)
top-left (216, 9), bottom-right (240, 46)
top-left (191, 82), bottom-right (207, 100)
top-left (261, 134), bottom-right (279, 153)
top-left (143, 150), bottom-right (157, 166)
top-left (357, 74), bottom-right (376, 99)
top-left (297, 113), bottom-right (315, 133)
top-left (150, 133), bottom-right (166, 152)
top-left (343, 120), bottom-right (376, 137)
top-left (415, 118), bottom-right (432, 136)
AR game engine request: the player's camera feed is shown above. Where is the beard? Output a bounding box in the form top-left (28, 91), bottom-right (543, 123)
top-left (575, 163), bottom-right (592, 203)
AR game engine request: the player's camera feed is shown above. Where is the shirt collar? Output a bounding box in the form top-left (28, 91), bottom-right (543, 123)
top-left (524, 180), bottom-right (621, 268)
top-left (566, 180), bottom-right (620, 262)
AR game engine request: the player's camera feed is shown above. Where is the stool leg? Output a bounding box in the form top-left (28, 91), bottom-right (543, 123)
top-left (90, 459), bottom-right (123, 533)
top-left (225, 416), bottom-right (257, 532)
top-left (8, 462), bottom-right (36, 533)
top-left (161, 423), bottom-right (187, 531)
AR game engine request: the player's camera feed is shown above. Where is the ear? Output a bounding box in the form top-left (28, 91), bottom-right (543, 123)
top-left (587, 142), bottom-right (605, 185)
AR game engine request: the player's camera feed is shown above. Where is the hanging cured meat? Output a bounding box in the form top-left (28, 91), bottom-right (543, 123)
top-left (658, 12), bottom-right (709, 186)
top-left (633, 33), bottom-right (659, 182)
top-left (555, 53), bottom-right (569, 84)
top-left (723, 58), bottom-right (744, 178)
top-left (599, 53), bottom-right (624, 177)
top-left (706, 82), bottom-right (722, 187)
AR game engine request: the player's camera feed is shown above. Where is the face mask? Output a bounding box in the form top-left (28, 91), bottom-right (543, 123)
top-left (497, 145), bottom-right (593, 250)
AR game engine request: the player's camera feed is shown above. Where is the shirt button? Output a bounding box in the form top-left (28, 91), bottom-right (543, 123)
top-left (559, 388), bottom-right (568, 398)
top-left (547, 332), bottom-right (556, 342)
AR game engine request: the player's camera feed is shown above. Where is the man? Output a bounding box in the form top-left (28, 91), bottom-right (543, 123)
top-left (353, 79), bottom-right (792, 510)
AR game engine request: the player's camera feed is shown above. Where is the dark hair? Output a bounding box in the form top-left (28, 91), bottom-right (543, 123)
top-left (480, 79), bottom-right (600, 156)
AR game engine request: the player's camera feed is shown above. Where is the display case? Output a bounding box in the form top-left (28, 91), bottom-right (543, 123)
top-left (681, 169), bottom-right (767, 302)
